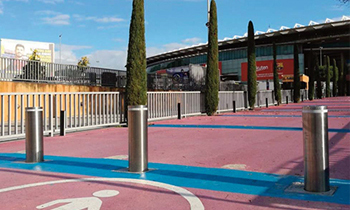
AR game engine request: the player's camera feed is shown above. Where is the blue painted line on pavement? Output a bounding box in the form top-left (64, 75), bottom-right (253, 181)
top-left (0, 153), bottom-right (349, 205)
top-left (220, 115), bottom-right (350, 118)
top-left (149, 124), bottom-right (350, 133)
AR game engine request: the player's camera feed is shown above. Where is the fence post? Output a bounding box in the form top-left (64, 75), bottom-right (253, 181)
top-left (60, 110), bottom-right (66, 136)
top-left (25, 107), bottom-right (44, 163)
top-left (49, 94), bottom-right (54, 137)
top-left (233, 101), bottom-right (236, 113)
top-left (243, 91), bottom-right (248, 109)
top-left (128, 105), bottom-right (148, 173)
top-left (302, 106), bottom-right (330, 192)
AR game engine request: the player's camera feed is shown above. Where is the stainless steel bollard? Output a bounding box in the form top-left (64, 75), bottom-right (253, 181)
top-left (25, 107), bottom-right (44, 163)
top-left (302, 106), bottom-right (330, 192)
top-left (128, 105), bottom-right (148, 172)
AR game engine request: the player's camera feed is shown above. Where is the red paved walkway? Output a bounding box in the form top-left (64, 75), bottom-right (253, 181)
top-left (0, 97), bottom-right (349, 209)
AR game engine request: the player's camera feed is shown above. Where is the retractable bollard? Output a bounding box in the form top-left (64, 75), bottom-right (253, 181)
top-left (178, 103), bottom-right (181, 119)
top-left (266, 98), bottom-right (268, 108)
top-left (128, 105), bottom-right (148, 172)
top-left (25, 107), bottom-right (44, 163)
top-left (302, 106), bottom-right (330, 192)
top-left (60, 110), bottom-right (66, 136)
top-left (233, 101), bottom-right (236, 113)
top-left (286, 96), bottom-right (289, 104)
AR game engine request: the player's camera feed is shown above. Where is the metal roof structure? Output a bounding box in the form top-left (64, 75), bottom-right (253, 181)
top-left (147, 16), bottom-right (350, 66)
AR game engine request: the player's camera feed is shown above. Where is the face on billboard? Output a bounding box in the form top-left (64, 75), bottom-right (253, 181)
top-left (15, 44), bottom-right (25, 59)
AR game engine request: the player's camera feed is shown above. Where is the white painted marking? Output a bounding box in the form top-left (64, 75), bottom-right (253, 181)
top-left (93, 190), bottom-right (119, 197)
top-left (222, 164), bottom-right (246, 170)
top-left (0, 178), bottom-right (204, 210)
top-left (36, 190), bottom-right (119, 210)
top-left (104, 155), bottom-right (128, 160)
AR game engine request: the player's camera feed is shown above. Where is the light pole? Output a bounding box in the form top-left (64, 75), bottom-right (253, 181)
top-left (59, 34), bottom-right (62, 64)
top-left (207, 0), bottom-right (210, 24)
top-left (319, 46), bottom-right (323, 66)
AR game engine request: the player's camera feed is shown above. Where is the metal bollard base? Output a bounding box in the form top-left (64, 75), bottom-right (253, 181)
top-left (285, 182), bottom-right (336, 195)
top-left (113, 168), bottom-right (156, 174)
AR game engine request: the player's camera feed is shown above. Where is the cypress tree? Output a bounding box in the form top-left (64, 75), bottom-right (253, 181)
top-left (308, 53), bottom-right (315, 100)
top-left (205, 0), bottom-right (219, 116)
top-left (272, 42), bottom-right (281, 104)
top-left (332, 59), bottom-right (338, 97)
top-left (326, 56), bottom-right (331, 97)
top-left (293, 44), bottom-right (300, 103)
top-left (125, 0), bottom-right (147, 106)
top-left (247, 21), bottom-right (257, 109)
top-left (316, 58), bottom-right (322, 99)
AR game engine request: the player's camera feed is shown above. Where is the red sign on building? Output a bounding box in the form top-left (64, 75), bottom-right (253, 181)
top-left (241, 59), bottom-right (294, 81)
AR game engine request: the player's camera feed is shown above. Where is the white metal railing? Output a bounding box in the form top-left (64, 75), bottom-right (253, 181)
top-left (0, 89), bottom-right (309, 141)
top-left (218, 91), bottom-right (245, 112)
top-left (0, 57), bottom-right (126, 87)
top-left (147, 91), bottom-right (201, 121)
top-left (0, 92), bottom-right (121, 141)
top-left (256, 90), bottom-right (275, 107)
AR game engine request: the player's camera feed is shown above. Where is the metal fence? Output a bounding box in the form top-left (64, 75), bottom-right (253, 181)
top-left (0, 92), bottom-right (122, 141)
top-left (218, 91), bottom-right (246, 112)
top-left (0, 57), bottom-right (126, 87)
top-left (0, 89), bottom-right (309, 141)
top-left (147, 92), bottom-right (202, 121)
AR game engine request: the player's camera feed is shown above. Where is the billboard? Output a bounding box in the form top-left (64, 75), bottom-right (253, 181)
top-left (0, 39), bottom-right (55, 63)
top-left (241, 59), bottom-right (294, 82)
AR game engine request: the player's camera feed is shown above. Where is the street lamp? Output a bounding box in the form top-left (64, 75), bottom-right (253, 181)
top-left (59, 34), bottom-right (62, 64)
top-left (319, 46), bottom-right (323, 66)
top-left (207, 0), bottom-right (210, 23)
top-left (205, 0), bottom-right (210, 28)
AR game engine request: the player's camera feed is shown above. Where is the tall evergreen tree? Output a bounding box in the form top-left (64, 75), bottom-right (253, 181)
top-left (293, 44), bottom-right (300, 103)
top-left (125, 0), bottom-right (147, 106)
top-left (326, 56), bottom-right (331, 97)
top-left (205, 0), bottom-right (219, 116)
top-left (332, 59), bottom-right (338, 97)
top-left (247, 21), bottom-right (257, 109)
top-left (272, 42), bottom-right (281, 104)
top-left (316, 57), bottom-right (322, 99)
top-left (308, 53), bottom-right (315, 100)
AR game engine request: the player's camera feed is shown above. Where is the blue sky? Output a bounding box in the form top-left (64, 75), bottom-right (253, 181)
top-left (0, 0), bottom-right (348, 70)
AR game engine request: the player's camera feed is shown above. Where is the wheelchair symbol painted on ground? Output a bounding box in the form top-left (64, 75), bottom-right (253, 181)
top-left (0, 178), bottom-right (204, 210)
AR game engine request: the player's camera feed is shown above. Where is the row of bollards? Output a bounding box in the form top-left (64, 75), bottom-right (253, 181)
top-left (24, 104), bottom-right (331, 192)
